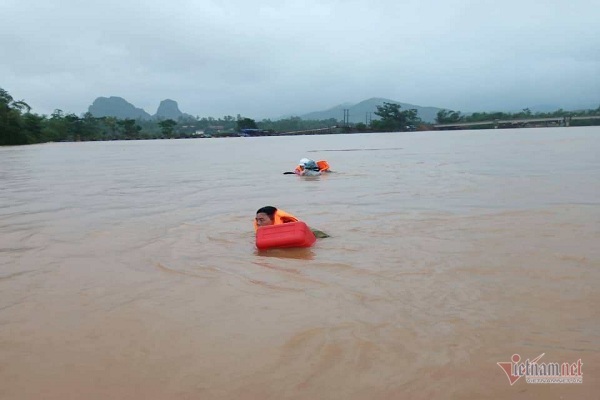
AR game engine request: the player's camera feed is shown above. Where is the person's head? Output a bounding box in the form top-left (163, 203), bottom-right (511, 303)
top-left (299, 158), bottom-right (318, 171)
top-left (255, 206), bottom-right (277, 227)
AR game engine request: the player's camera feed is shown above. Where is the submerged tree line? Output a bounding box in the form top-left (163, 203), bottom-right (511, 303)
top-left (435, 107), bottom-right (600, 125)
top-left (1, 87), bottom-right (599, 146)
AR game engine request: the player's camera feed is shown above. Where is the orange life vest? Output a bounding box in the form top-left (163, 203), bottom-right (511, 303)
top-left (316, 160), bottom-right (330, 172)
top-left (254, 209), bottom-right (299, 232)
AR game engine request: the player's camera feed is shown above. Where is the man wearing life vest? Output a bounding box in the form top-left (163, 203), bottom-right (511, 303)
top-left (254, 206), bottom-right (330, 238)
top-left (294, 158), bottom-right (330, 176)
top-left (254, 206), bottom-right (299, 232)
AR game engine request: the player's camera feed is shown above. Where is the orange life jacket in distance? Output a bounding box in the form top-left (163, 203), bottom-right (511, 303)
top-left (254, 209), bottom-right (300, 232)
top-left (316, 160), bottom-right (330, 172)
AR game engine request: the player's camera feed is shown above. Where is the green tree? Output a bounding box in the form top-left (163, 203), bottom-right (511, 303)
top-left (64, 113), bottom-right (82, 141)
top-left (436, 109), bottom-right (464, 124)
top-left (355, 122), bottom-right (367, 131)
top-left (158, 119), bottom-right (177, 138)
top-left (117, 119), bottom-right (142, 139)
top-left (372, 102), bottom-right (421, 132)
top-left (21, 113), bottom-right (45, 143)
top-left (102, 116), bottom-right (119, 139)
top-left (466, 111), bottom-right (508, 122)
top-left (0, 88), bottom-right (30, 145)
top-left (0, 88), bottom-right (31, 114)
top-left (79, 112), bottom-right (100, 141)
top-left (41, 109), bottom-right (70, 142)
top-left (236, 117), bottom-right (257, 131)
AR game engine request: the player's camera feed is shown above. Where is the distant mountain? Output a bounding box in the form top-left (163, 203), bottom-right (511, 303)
top-left (87, 96), bottom-right (446, 123)
top-left (88, 97), bottom-right (194, 120)
top-left (154, 99), bottom-right (194, 120)
top-left (300, 97), bottom-right (444, 123)
top-left (88, 96), bottom-right (152, 120)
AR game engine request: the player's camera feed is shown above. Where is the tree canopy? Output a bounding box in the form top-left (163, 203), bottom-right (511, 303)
top-left (236, 117), bottom-right (257, 130)
top-left (371, 102), bottom-right (421, 132)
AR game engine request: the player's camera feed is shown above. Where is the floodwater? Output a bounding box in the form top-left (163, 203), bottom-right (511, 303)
top-left (0, 127), bottom-right (598, 399)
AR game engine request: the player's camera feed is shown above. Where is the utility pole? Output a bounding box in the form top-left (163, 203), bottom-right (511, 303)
top-left (365, 112), bottom-right (372, 125)
top-left (343, 109), bottom-right (350, 127)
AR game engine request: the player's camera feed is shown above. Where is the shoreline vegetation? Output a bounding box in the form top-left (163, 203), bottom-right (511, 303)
top-left (2, 88), bottom-right (599, 146)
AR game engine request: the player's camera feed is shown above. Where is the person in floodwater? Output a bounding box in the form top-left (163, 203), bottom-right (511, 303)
top-left (254, 206), bottom-right (298, 229)
top-left (254, 206), bottom-right (329, 238)
top-left (294, 158), bottom-right (331, 176)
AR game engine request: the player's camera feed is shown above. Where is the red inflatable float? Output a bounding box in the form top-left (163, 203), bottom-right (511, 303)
top-left (255, 221), bottom-right (316, 250)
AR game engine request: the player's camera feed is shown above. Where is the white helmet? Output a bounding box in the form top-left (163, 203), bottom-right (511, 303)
top-left (300, 158), bottom-right (318, 170)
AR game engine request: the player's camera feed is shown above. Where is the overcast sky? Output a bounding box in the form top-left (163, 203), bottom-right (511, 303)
top-left (1, 0), bottom-right (599, 119)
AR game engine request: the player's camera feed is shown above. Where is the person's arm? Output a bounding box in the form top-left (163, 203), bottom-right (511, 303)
top-left (310, 228), bottom-right (330, 238)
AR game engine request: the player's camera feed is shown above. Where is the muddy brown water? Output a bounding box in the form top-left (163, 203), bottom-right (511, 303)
top-left (1, 128), bottom-right (598, 399)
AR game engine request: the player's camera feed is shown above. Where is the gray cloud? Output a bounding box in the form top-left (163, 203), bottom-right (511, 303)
top-left (1, 0), bottom-right (598, 119)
